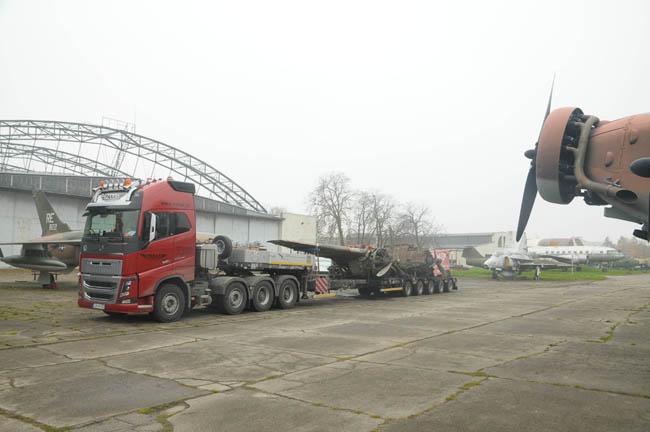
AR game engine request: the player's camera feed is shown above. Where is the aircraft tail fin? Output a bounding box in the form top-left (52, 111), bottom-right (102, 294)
top-left (33, 190), bottom-right (71, 236)
top-left (462, 247), bottom-right (486, 268)
top-left (462, 247), bottom-right (483, 259)
top-left (517, 233), bottom-right (528, 253)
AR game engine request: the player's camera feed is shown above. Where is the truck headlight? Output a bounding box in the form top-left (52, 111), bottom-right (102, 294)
top-left (120, 278), bottom-right (135, 298)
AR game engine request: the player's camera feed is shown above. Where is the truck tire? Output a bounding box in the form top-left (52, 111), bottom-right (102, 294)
top-left (277, 278), bottom-right (298, 309)
top-left (433, 279), bottom-right (443, 294)
top-left (401, 282), bottom-right (412, 297)
top-left (424, 280), bottom-right (435, 295)
top-left (251, 280), bottom-right (274, 312)
top-left (221, 282), bottom-right (247, 315)
top-left (213, 235), bottom-right (233, 259)
top-left (413, 280), bottom-right (424, 296)
top-left (443, 279), bottom-right (451, 293)
top-left (153, 283), bottom-right (185, 323)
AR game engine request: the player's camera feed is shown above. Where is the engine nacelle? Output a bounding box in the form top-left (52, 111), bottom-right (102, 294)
top-left (535, 107), bottom-right (650, 238)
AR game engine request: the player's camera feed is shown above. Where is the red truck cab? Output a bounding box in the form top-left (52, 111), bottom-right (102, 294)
top-left (78, 178), bottom-right (197, 321)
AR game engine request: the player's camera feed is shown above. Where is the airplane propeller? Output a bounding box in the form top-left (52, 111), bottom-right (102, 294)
top-left (376, 262), bottom-right (393, 277)
top-left (516, 79), bottom-right (554, 241)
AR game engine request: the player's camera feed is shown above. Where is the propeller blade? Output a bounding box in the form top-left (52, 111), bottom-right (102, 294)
top-left (516, 166), bottom-right (537, 241)
top-left (376, 262), bottom-right (393, 277)
top-left (538, 76), bottom-right (555, 142)
top-left (517, 77), bottom-right (554, 242)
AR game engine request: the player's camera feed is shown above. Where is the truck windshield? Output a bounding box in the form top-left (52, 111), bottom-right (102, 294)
top-left (84, 210), bottom-right (140, 237)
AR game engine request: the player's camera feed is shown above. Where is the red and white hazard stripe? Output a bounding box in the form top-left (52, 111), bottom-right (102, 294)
top-left (315, 277), bottom-right (329, 293)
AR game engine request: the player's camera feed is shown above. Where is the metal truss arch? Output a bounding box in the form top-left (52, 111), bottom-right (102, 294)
top-left (0, 120), bottom-right (266, 213)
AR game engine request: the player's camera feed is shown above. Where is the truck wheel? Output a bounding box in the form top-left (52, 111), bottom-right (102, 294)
top-left (277, 279), bottom-right (298, 309)
top-left (153, 283), bottom-right (185, 323)
top-left (424, 280), bottom-right (434, 295)
top-left (443, 280), bottom-right (451, 293)
top-left (213, 235), bottom-right (233, 259)
top-left (221, 282), bottom-right (247, 315)
top-left (413, 280), bottom-right (424, 296)
top-left (401, 282), bottom-right (412, 297)
top-left (251, 280), bottom-right (273, 312)
top-left (433, 279), bottom-right (443, 294)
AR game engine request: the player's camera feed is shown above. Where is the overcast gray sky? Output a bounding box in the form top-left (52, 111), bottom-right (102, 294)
top-left (1, 0), bottom-right (648, 243)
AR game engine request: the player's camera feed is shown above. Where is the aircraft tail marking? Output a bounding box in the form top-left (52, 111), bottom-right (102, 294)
top-left (33, 190), bottom-right (71, 236)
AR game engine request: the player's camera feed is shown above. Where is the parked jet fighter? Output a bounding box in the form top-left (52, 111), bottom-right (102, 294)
top-left (0, 190), bottom-right (82, 286)
top-left (465, 235), bottom-right (568, 279)
top-left (517, 86), bottom-right (650, 241)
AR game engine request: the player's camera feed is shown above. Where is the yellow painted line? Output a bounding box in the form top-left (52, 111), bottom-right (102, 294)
top-left (380, 287), bottom-right (404, 292)
top-left (314, 293), bottom-right (336, 299)
top-left (269, 262), bottom-right (313, 267)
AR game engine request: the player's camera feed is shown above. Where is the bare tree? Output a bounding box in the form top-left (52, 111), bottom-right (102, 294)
top-left (309, 172), bottom-right (355, 245)
top-left (370, 193), bottom-right (395, 247)
top-left (398, 202), bottom-right (436, 249)
top-left (349, 191), bottom-right (375, 245)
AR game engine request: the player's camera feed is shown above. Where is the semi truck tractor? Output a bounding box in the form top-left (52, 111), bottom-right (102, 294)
top-left (77, 178), bottom-right (331, 322)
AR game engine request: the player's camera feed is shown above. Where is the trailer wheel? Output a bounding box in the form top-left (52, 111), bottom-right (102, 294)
top-left (221, 282), bottom-right (247, 315)
top-left (424, 280), bottom-right (435, 295)
top-left (153, 283), bottom-right (185, 322)
top-left (277, 279), bottom-right (298, 309)
top-left (401, 281), bottom-right (412, 297)
top-left (413, 280), bottom-right (424, 296)
top-left (213, 235), bottom-right (233, 259)
top-left (251, 280), bottom-right (274, 312)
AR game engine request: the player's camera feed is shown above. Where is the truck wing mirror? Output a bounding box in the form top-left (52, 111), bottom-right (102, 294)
top-left (149, 212), bottom-right (157, 242)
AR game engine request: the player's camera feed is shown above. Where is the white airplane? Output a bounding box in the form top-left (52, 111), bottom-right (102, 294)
top-left (527, 238), bottom-right (625, 266)
top-left (467, 234), bottom-right (568, 279)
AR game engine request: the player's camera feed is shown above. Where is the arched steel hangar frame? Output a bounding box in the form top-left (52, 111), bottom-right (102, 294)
top-left (0, 120), bottom-right (283, 249)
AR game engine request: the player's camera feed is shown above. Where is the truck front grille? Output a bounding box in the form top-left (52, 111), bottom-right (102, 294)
top-left (82, 276), bottom-right (121, 303)
top-left (81, 258), bottom-right (123, 303)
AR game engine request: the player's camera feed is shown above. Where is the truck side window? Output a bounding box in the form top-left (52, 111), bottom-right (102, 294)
top-left (155, 212), bottom-right (172, 240)
top-left (174, 213), bottom-right (191, 235)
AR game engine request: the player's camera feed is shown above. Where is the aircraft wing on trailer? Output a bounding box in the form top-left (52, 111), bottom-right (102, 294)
top-left (268, 240), bottom-right (369, 266)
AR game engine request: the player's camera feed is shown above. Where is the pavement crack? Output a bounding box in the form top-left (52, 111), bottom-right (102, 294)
top-left (241, 385), bottom-right (386, 421)
top-left (487, 375), bottom-right (650, 400)
top-left (0, 407), bottom-right (71, 432)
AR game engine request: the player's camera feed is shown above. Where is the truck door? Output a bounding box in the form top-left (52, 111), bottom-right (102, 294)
top-left (137, 211), bottom-right (177, 296)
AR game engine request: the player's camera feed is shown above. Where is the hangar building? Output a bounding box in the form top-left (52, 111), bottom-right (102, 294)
top-left (0, 120), bottom-right (315, 268)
